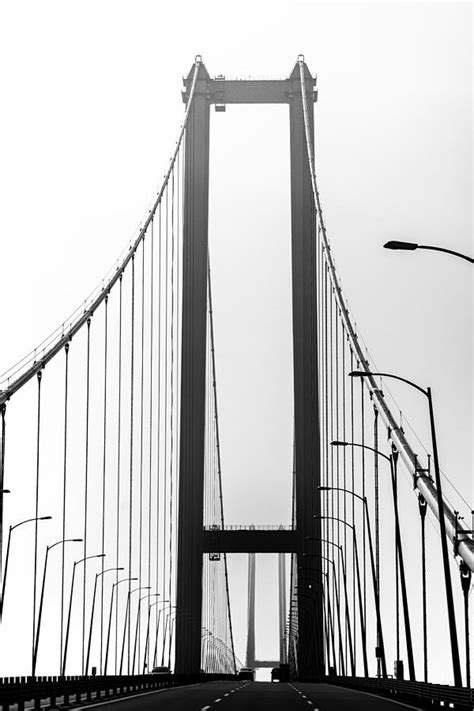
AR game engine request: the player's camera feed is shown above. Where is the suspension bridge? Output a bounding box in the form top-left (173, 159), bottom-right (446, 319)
top-left (0, 56), bottom-right (472, 710)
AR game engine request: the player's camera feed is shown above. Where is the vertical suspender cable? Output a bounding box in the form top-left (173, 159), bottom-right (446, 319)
top-left (208, 257), bottom-right (237, 672)
top-left (138, 235), bottom-right (146, 673)
top-left (0, 404), bottom-right (5, 597)
top-left (60, 344), bottom-right (69, 671)
top-left (100, 297), bottom-right (108, 673)
top-left (350, 348), bottom-right (357, 672)
top-left (115, 275), bottom-right (123, 673)
top-left (147, 217), bottom-right (154, 672)
top-left (128, 254), bottom-right (136, 674)
top-left (373, 405), bottom-right (380, 677)
top-left (334, 298), bottom-right (342, 669)
top-left (156, 203), bottom-right (162, 666)
top-left (342, 325), bottom-right (348, 664)
top-left (32, 369), bottom-right (42, 676)
top-left (169, 167), bottom-right (175, 635)
top-left (360, 379), bottom-right (366, 626)
top-left (82, 317), bottom-right (91, 674)
top-left (162, 185), bottom-right (169, 647)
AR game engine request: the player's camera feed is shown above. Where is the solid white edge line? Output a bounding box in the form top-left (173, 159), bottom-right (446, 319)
top-left (338, 685), bottom-right (424, 710)
top-left (77, 681), bottom-right (217, 710)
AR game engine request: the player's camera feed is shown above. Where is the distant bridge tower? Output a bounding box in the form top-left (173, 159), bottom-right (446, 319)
top-left (175, 58), bottom-right (323, 679)
top-left (245, 551), bottom-right (288, 671)
top-left (246, 553), bottom-right (256, 669)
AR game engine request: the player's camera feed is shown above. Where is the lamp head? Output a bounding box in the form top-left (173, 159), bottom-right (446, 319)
top-left (40, 516), bottom-right (52, 520)
top-left (384, 240), bottom-right (418, 251)
top-left (348, 371), bottom-right (365, 378)
top-left (331, 440), bottom-right (348, 447)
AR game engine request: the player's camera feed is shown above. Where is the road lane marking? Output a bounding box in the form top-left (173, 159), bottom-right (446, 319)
top-left (78, 681), bottom-right (213, 710)
top-left (340, 686), bottom-right (423, 710)
top-left (201, 707), bottom-right (211, 710)
top-left (214, 699), bottom-right (222, 703)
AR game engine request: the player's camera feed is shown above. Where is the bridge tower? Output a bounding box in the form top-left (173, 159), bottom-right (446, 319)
top-left (245, 551), bottom-right (289, 671)
top-left (175, 59), bottom-right (323, 679)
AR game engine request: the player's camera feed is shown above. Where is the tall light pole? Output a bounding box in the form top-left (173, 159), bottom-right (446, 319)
top-left (143, 599), bottom-right (169, 673)
top-left (0, 515), bottom-right (51, 619)
top-left (156, 603), bottom-right (175, 668)
top-left (61, 553), bottom-right (105, 676)
top-left (103, 576), bottom-right (137, 675)
top-left (314, 514), bottom-right (368, 677)
top-left (85, 566), bottom-right (123, 676)
top-left (161, 607), bottom-right (176, 668)
top-left (331, 440), bottom-right (416, 681)
top-left (300, 558), bottom-right (346, 676)
top-left (131, 593), bottom-right (159, 674)
top-left (319, 484), bottom-right (387, 678)
top-left (33, 537), bottom-right (82, 675)
top-left (305, 539), bottom-right (355, 675)
top-left (119, 586), bottom-right (150, 674)
top-left (350, 370), bottom-right (462, 687)
top-left (384, 240), bottom-right (473, 264)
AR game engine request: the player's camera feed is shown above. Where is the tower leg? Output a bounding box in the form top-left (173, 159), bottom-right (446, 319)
top-left (246, 553), bottom-right (256, 669)
top-left (175, 63), bottom-right (211, 675)
top-left (279, 553), bottom-right (287, 664)
top-left (289, 63), bottom-right (323, 680)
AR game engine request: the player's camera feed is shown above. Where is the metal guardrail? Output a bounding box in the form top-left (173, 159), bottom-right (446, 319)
top-left (0, 673), bottom-right (236, 711)
top-left (329, 675), bottom-right (474, 710)
top-left (204, 525), bottom-right (295, 531)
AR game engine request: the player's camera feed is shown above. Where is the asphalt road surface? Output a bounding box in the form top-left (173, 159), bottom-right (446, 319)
top-left (75, 680), bottom-right (421, 710)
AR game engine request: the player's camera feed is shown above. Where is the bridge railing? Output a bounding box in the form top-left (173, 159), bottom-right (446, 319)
top-left (203, 524), bottom-right (295, 531)
top-left (0, 673), bottom-right (237, 711)
top-left (329, 675), bottom-right (474, 710)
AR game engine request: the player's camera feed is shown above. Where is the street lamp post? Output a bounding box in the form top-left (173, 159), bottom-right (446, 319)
top-left (314, 514), bottom-right (368, 676)
top-left (152, 602), bottom-right (173, 668)
top-left (383, 240), bottom-right (473, 264)
top-left (143, 599), bottom-right (169, 673)
top-left (85, 566), bottom-right (124, 676)
top-left (297, 572), bottom-right (334, 674)
top-left (161, 606), bottom-right (176, 667)
top-left (0, 515), bottom-right (52, 619)
top-left (319, 485), bottom-right (387, 678)
top-left (350, 370), bottom-right (462, 687)
top-left (119, 586), bottom-right (151, 674)
top-left (103, 576), bottom-right (137, 675)
top-left (331, 440), bottom-right (416, 681)
top-left (33, 537), bottom-right (82, 675)
top-left (61, 553), bottom-right (105, 676)
top-left (131, 593), bottom-right (159, 674)
top-left (305, 538), bottom-right (355, 675)
top-left (300, 558), bottom-right (346, 676)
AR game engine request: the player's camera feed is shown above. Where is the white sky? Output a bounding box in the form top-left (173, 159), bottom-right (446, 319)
top-left (0, 0), bottom-right (472, 683)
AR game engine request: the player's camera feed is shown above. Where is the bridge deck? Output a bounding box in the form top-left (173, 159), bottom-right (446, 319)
top-left (60, 681), bottom-right (419, 710)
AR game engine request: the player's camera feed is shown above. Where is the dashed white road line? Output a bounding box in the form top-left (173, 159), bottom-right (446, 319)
top-left (79, 681), bottom-right (206, 710)
top-left (201, 707), bottom-right (211, 711)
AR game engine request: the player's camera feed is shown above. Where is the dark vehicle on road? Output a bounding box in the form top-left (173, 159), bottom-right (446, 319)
top-left (271, 667), bottom-right (281, 682)
top-left (150, 666), bottom-right (171, 675)
top-left (238, 667), bottom-right (255, 680)
top-left (271, 664), bottom-right (289, 682)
